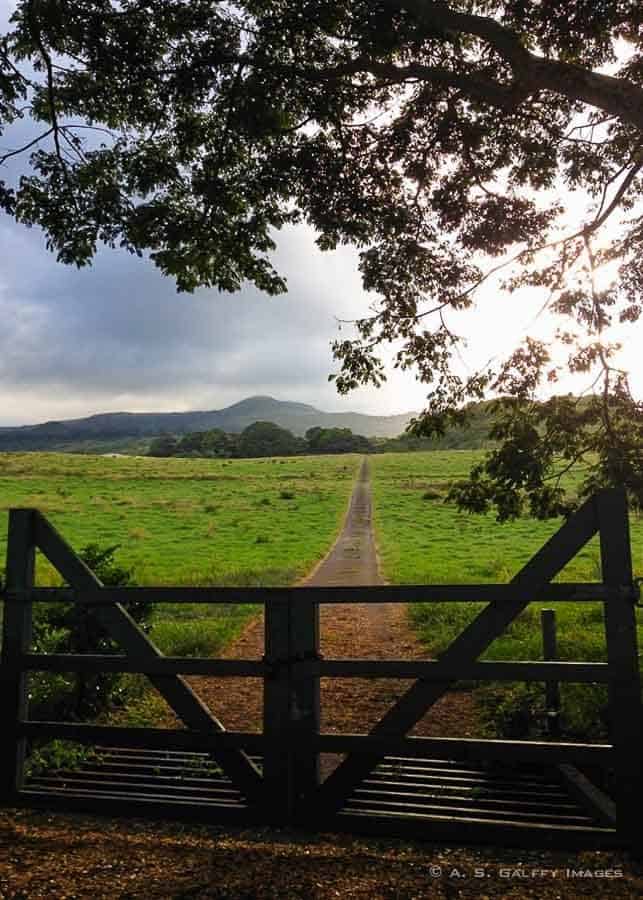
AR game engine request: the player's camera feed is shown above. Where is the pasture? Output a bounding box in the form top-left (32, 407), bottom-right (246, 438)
top-left (0, 452), bottom-right (361, 657)
top-left (370, 451), bottom-right (643, 738)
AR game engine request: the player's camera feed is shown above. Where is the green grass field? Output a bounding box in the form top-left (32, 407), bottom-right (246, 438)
top-left (0, 452), bottom-right (360, 658)
top-left (0, 452), bottom-right (360, 586)
top-left (370, 451), bottom-right (643, 739)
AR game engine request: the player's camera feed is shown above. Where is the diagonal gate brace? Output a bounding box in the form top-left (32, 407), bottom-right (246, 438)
top-left (319, 492), bottom-right (601, 814)
top-left (34, 512), bottom-right (262, 802)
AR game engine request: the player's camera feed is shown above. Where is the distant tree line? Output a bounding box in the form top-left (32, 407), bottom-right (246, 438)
top-left (147, 421), bottom-right (375, 459)
top-left (147, 402), bottom-right (500, 460)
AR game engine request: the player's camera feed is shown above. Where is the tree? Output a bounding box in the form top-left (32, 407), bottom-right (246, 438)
top-left (237, 420), bottom-right (302, 457)
top-left (305, 425), bottom-right (373, 454)
top-left (176, 428), bottom-right (232, 457)
top-left (1, 1), bottom-right (642, 516)
top-left (147, 432), bottom-right (179, 457)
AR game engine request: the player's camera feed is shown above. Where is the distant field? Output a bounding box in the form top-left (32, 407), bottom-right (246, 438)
top-left (0, 452), bottom-right (360, 658)
top-left (369, 450), bottom-right (642, 584)
top-left (0, 452), bottom-right (360, 586)
top-left (370, 451), bottom-right (643, 738)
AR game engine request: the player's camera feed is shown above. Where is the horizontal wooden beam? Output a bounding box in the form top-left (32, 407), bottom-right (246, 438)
top-left (19, 722), bottom-right (266, 754)
top-left (21, 654), bottom-right (264, 677)
top-left (16, 582), bottom-right (628, 606)
top-left (318, 659), bottom-right (611, 683)
top-left (19, 655), bottom-right (609, 683)
top-left (315, 733), bottom-right (613, 766)
top-left (20, 722), bottom-right (612, 767)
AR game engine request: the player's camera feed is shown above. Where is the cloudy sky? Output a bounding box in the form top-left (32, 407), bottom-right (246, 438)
top-left (1, 2), bottom-right (641, 427)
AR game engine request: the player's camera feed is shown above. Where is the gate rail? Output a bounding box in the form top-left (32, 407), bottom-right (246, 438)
top-left (1, 489), bottom-right (641, 852)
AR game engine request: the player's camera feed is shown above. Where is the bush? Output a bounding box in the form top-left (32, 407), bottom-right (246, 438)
top-left (30, 544), bottom-right (150, 722)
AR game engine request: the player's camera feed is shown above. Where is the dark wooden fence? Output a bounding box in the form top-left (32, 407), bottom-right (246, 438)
top-left (1, 488), bottom-right (641, 852)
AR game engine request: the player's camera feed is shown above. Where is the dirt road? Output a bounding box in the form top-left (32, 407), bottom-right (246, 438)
top-left (193, 455), bottom-right (478, 737)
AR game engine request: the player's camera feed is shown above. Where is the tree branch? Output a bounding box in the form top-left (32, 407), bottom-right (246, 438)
top-left (385, 0), bottom-right (643, 131)
top-left (0, 127), bottom-right (54, 164)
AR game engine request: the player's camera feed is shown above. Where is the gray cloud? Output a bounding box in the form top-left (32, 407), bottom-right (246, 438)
top-left (0, 204), bottom-right (429, 424)
top-left (0, 0), bottom-right (427, 425)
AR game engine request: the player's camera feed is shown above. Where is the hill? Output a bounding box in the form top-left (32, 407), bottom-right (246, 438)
top-left (0, 396), bottom-right (416, 452)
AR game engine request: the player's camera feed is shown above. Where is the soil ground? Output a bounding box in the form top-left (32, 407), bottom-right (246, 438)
top-left (1, 459), bottom-right (642, 898)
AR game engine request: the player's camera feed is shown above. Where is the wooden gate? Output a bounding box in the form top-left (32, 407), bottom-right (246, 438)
top-left (1, 489), bottom-right (641, 852)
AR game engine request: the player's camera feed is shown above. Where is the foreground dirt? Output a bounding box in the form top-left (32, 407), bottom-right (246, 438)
top-left (2, 811), bottom-right (641, 900)
top-left (1, 459), bottom-right (641, 898)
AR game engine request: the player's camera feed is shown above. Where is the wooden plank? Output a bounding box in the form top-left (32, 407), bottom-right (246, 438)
top-left (317, 659), bottom-right (610, 683)
top-left (0, 510), bottom-right (36, 801)
top-left (14, 791), bottom-right (261, 826)
top-left (33, 512), bottom-right (263, 800)
top-left (319, 494), bottom-right (600, 811)
top-left (262, 593), bottom-right (293, 822)
top-left (328, 812), bottom-right (618, 849)
top-left (359, 784), bottom-right (578, 811)
top-left (20, 654), bottom-right (611, 682)
top-left (21, 654), bottom-right (264, 677)
top-left (345, 796), bottom-right (594, 824)
top-left (19, 721), bottom-right (265, 753)
top-left (25, 582), bottom-right (622, 605)
top-left (315, 733), bottom-right (612, 766)
top-left (541, 609), bottom-right (561, 737)
top-left (557, 764), bottom-right (616, 827)
top-left (598, 488), bottom-right (643, 853)
top-left (27, 774), bottom-right (242, 800)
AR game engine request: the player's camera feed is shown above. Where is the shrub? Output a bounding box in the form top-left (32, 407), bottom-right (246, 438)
top-left (30, 544), bottom-right (150, 722)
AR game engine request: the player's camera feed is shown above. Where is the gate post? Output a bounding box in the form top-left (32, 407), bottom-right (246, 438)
top-left (0, 509), bottom-right (36, 802)
top-left (289, 594), bottom-right (320, 821)
top-left (597, 488), bottom-right (643, 856)
top-left (263, 593), bottom-right (293, 822)
top-left (262, 591), bottom-right (320, 824)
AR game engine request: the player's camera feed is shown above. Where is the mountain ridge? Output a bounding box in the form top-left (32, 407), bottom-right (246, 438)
top-left (0, 395), bottom-right (417, 451)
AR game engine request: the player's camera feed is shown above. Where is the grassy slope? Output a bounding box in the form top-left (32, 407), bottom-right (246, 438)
top-left (370, 451), bottom-right (643, 738)
top-left (0, 452), bottom-right (360, 658)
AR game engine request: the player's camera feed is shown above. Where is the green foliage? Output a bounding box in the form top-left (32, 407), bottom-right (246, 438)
top-left (27, 740), bottom-right (100, 776)
top-left (448, 394), bottom-right (643, 521)
top-left (236, 421), bottom-right (304, 458)
top-left (175, 428), bottom-right (234, 458)
top-left (147, 422), bottom-right (375, 460)
top-left (150, 605), bottom-right (257, 658)
top-left (305, 426), bottom-right (374, 454)
top-left (148, 433), bottom-right (180, 458)
top-left (30, 543), bottom-right (146, 722)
